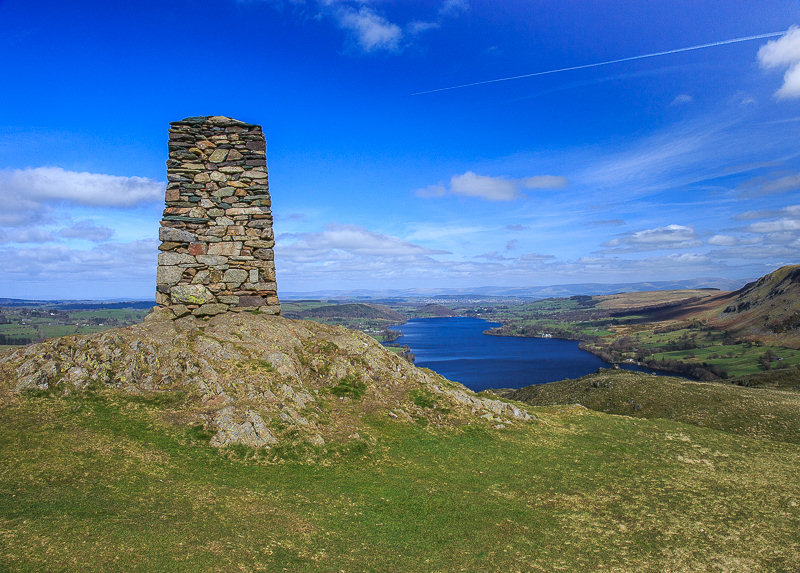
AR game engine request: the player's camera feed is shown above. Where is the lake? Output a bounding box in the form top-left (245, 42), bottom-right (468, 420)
top-left (391, 316), bottom-right (649, 392)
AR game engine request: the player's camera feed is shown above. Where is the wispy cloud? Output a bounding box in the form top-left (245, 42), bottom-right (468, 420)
top-left (602, 224), bottom-right (701, 252)
top-left (589, 219), bottom-right (625, 227)
top-left (405, 224), bottom-right (485, 242)
top-left (413, 30), bottom-right (785, 95)
top-left (280, 223), bottom-right (449, 261)
top-left (735, 172), bottom-right (800, 196)
top-left (0, 239), bottom-right (158, 298)
top-left (0, 227), bottom-right (57, 245)
top-left (670, 94), bottom-right (693, 106)
top-left (59, 220), bottom-right (115, 242)
top-left (0, 167), bottom-right (163, 209)
top-left (418, 171), bottom-right (568, 201)
top-left (252, 0), bottom-right (465, 55)
top-left (333, 4), bottom-right (402, 53)
top-left (758, 26), bottom-right (800, 99)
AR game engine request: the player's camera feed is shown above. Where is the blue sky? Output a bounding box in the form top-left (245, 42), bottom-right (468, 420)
top-left (1, 0), bottom-right (799, 298)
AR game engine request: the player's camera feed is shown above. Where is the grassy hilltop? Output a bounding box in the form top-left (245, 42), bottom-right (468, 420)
top-left (1, 310), bottom-right (799, 570)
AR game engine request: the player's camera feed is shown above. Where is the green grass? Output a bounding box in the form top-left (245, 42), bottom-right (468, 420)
top-left (649, 344), bottom-right (800, 377)
top-left (0, 308), bottom-right (149, 346)
top-left (1, 388), bottom-right (799, 570)
top-left (501, 368), bottom-right (800, 444)
top-left (329, 375), bottom-right (367, 400)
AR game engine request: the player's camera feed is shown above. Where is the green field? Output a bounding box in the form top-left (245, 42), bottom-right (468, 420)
top-left (1, 388), bottom-right (799, 571)
top-left (0, 308), bottom-right (149, 346)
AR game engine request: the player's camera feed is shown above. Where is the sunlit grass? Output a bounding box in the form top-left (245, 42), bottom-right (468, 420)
top-left (1, 388), bottom-right (799, 571)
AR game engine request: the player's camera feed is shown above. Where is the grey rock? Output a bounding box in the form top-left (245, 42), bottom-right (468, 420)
top-left (156, 265), bottom-right (184, 286)
top-left (159, 227), bottom-right (197, 243)
top-left (223, 268), bottom-right (249, 284)
top-left (170, 284), bottom-right (215, 305)
top-left (158, 252), bottom-right (196, 266)
top-left (193, 303), bottom-right (228, 317)
top-left (196, 255), bottom-right (228, 266)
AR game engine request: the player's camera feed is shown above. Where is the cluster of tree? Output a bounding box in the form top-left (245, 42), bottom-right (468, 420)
top-left (489, 322), bottom-right (603, 343)
top-left (0, 334), bottom-right (34, 345)
top-left (377, 329), bottom-right (401, 343)
top-left (643, 357), bottom-right (727, 381)
top-left (758, 349), bottom-right (783, 371)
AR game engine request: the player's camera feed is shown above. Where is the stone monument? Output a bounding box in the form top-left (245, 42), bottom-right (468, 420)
top-left (155, 116), bottom-right (280, 317)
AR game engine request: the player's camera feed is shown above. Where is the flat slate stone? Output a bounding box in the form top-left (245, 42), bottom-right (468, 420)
top-left (170, 284), bottom-right (215, 305)
top-left (159, 227), bottom-right (197, 243)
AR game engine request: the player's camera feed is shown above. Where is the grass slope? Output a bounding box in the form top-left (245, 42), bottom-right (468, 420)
top-left (1, 388), bottom-right (800, 571)
top-left (498, 369), bottom-right (800, 444)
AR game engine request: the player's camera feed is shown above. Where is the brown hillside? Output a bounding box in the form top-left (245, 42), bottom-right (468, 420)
top-left (708, 265), bottom-right (800, 348)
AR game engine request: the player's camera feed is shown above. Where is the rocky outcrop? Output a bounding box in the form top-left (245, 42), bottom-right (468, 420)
top-left (0, 313), bottom-right (533, 449)
top-left (156, 116), bottom-right (280, 318)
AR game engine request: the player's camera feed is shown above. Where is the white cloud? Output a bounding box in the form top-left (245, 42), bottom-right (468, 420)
top-left (59, 220), bottom-right (115, 242)
top-left (0, 167), bottom-right (164, 208)
top-left (670, 94), bottom-right (693, 105)
top-left (665, 253), bottom-right (709, 264)
top-left (251, 1), bottom-right (466, 55)
top-left (708, 234), bottom-right (738, 246)
top-left (450, 172), bottom-right (521, 201)
top-left (0, 240), bottom-right (157, 286)
top-left (518, 252), bottom-right (555, 262)
top-left (439, 0), bottom-right (468, 17)
top-left (0, 197), bottom-right (51, 227)
top-left (736, 172), bottom-right (800, 196)
top-left (475, 251), bottom-right (510, 261)
top-left (420, 171), bottom-right (568, 201)
top-left (603, 224), bottom-right (701, 251)
top-left (281, 223), bottom-right (448, 262)
top-left (734, 204), bottom-right (800, 220)
top-left (0, 227), bottom-right (57, 244)
top-left (758, 26), bottom-right (800, 99)
top-left (589, 219), bottom-right (624, 227)
top-left (333, 5), bottom-right (402, 53)
top-left (748, 218), bottom-right (800, 233)
top-left (405, 224), bottom-right (484, 241)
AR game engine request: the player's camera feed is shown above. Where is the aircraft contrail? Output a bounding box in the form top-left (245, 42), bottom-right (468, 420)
top-left (411, 31), bottom-right (786, 96)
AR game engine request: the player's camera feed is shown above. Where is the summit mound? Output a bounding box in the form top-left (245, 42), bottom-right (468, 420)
top-left (0, 312), bottom-right (530, 450)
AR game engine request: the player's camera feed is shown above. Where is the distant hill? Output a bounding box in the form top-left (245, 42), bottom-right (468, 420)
top-left (0, 298), bottom-right (155, 310)
top-left (414, 304), bottom-right (458, 317)
top-left (289, 303), bottom-right (404, 322)
top-left (280, 277), bottom-right (748, 299)
top-left (709, 265), bottom-right (800, 347)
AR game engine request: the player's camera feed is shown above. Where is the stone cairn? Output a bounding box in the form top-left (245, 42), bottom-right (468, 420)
top-left (155, 116), bottom-right (280, 318)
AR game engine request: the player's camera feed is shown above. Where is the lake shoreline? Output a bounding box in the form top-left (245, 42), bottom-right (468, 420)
top-left (389, 316), bottom-right (670, 392)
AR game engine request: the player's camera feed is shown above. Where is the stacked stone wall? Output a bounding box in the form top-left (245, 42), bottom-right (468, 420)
top-left (155, 116), bottom-right (280, 317)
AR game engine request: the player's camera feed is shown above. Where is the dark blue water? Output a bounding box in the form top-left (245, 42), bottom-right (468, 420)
top-left (391, 317), bottom-right (652, 392)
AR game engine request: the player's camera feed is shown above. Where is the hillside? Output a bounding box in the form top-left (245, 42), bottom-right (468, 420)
top-left (709, 264), bottom-right (800, 347)
top-left (496, 368), bottom-right (800, 444)
top-left (288, 302), bottom-right (404, 322)
top-left (415, 303), bottom-right (458, 317)
top-left (1, 312), bottom-right (800, 569)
